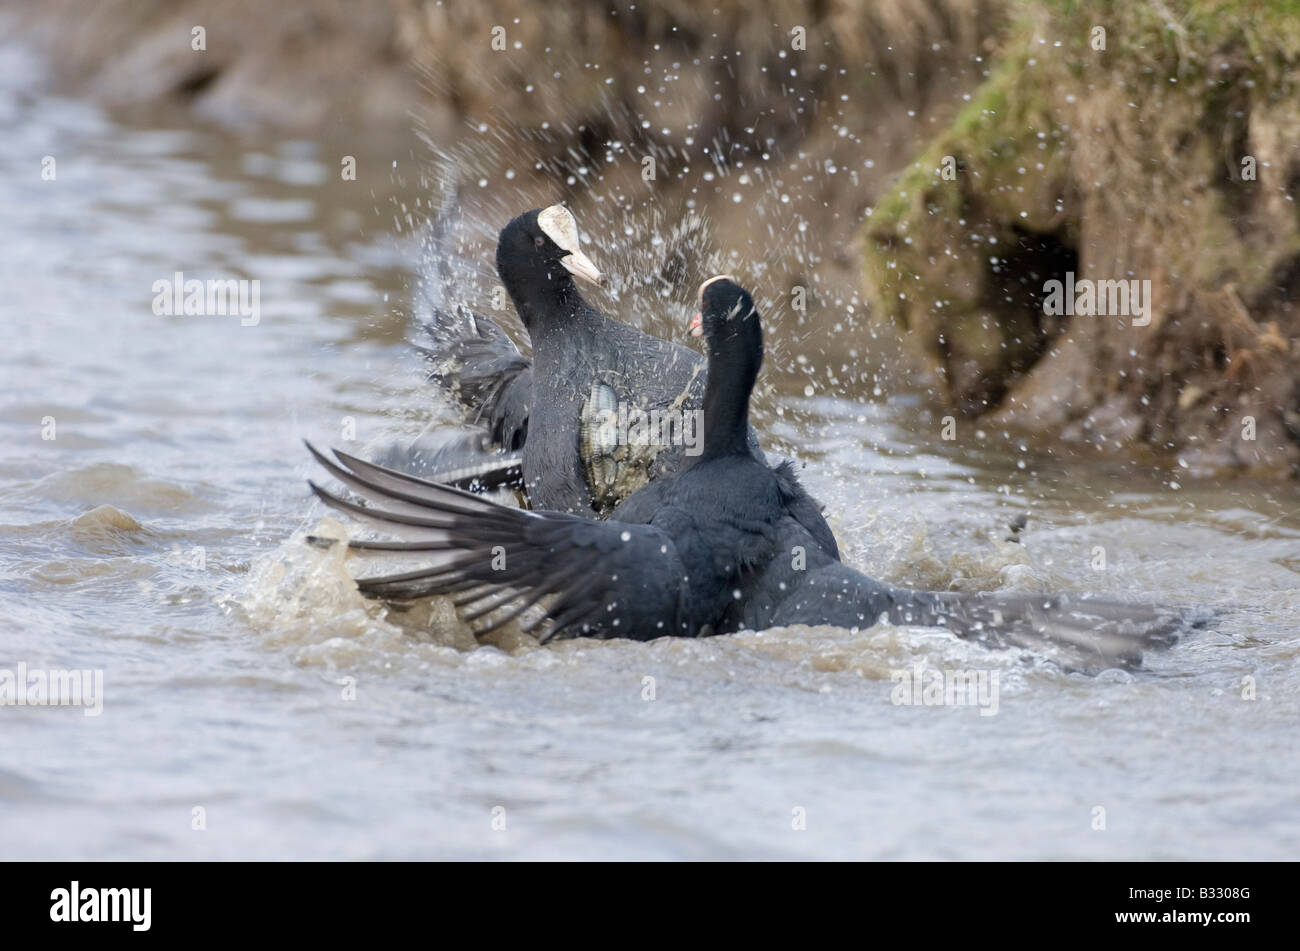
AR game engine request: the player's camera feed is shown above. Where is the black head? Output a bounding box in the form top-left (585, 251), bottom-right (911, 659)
top-left (690, 275), bottom-right (761, 356)
top-left (495, 206), bottom-right (603, 325)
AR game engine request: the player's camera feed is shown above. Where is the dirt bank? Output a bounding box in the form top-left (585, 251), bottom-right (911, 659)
top-left (862, 0), bottom-right (1300, 476)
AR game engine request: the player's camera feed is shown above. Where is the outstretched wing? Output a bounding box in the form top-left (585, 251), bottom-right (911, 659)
top-left (416, 306), bottom-right (533, 453)
top-left (761, 558), bottom-right (1198, 674)
top-left (914, 589), bottom-right (1197, 672)
top-left (304, 443), bottom-right (691, 642)
top-left (411, 185), bottom-right (533, 455)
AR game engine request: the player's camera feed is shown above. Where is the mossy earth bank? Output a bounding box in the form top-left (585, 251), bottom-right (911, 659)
top-left (862, 0), bottom-right (1300, 476)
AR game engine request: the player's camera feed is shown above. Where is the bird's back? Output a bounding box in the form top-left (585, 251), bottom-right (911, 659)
top-left (526, 310), bottom-right (711, 514)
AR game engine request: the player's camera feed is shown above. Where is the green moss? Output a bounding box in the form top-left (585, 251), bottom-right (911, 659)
top-left (862, 39), bottom-right (1071, 394)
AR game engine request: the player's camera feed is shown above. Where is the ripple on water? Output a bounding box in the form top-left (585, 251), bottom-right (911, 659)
top-left (0, 768), bottom-right (48, 804)
top-left (68, 503), bottom-right (143, 535)
top-left (22, 463), bottom-right (207, 514)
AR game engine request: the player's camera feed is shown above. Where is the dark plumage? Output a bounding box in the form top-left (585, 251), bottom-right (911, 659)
top-left (310, 278), bottom-right (1198, 673)
top-left (418, 205), bottom-right (760, 516)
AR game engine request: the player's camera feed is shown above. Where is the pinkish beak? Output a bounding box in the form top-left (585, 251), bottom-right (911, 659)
top-left (689, 312), bottom-right (703, 337)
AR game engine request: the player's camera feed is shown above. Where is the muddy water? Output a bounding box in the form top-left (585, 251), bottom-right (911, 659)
top-left (1, 42), bottom-right (1297, 860)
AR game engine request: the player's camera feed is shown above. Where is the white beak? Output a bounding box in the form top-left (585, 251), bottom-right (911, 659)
top-left (539, 204), bottom-right (604, 287)
top-left (561, 248), bottom-right (604, 286)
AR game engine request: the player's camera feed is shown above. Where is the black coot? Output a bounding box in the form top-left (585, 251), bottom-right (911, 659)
top-left (311, 279), bottom-right (1194, 673)
top-left (419, 206), bottom-right (761, 516)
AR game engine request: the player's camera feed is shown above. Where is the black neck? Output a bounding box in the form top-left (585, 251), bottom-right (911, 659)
top-left (700, 320), bottom-right (762, 460)
top-left (500, 264), bottom-right (585, 336)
